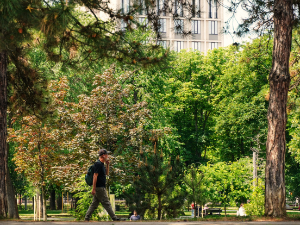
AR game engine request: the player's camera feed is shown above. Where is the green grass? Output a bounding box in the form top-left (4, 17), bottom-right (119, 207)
top-left (19, 209), bottom-right (72, 218)
top-left (17, 209), bottom-right (300, 221)
top-left (287, 211), bottom-right (300, 215)
top-left (115, 211), bottom-right (130, 216)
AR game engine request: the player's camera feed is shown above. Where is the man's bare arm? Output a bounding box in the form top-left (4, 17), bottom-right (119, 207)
top-left (92, 173), bottom-right (98, 195)
top-left (106, 161), bottom-right (109, 175)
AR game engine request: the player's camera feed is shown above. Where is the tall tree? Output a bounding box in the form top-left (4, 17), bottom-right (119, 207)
top-left (0, 0), bottom-right (168, 217)
top-left (213, 37), bottom-right (271, 162)
top-left (135, 139), bottom-right (182, 220)
top-left (264, 1), bottom-right (292, 217)
top-left (9, 77), bottom-right (73, 221)
top-left (0, 51), bottom-right (8, 217)
top-left (165, 50), bottom-right (224, 164)
top-left (227, 0), bottom-right (294, 216)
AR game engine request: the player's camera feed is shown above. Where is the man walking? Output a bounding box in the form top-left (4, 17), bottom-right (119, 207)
top-left (85, 149), bottom-right (120, 221)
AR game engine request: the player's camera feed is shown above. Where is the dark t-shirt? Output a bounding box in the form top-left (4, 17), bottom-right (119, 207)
top-left (130, 215), bottom-right (140, 220)
top-left (94, 160), bottom-right (106, 187)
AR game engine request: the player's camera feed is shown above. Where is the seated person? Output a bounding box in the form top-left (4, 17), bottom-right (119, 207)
top-left (237, 203), bottom-right (246, 216)
top-left (203, 204), bottom-right (209, 215)
top-left (130, 210), bottom-right (141, 221)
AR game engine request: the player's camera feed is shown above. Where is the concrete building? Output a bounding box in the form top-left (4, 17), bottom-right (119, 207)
top-left (118, 0), bottom-right (224, 53)
top-left (79, 0), bottom-right (224, 53)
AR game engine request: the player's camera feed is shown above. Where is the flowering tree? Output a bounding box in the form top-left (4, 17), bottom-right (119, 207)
top-left (9, 77), bottom-right (73, 220)
top-left (0, 0), bottom-right (169, 216)
top-left (9, 66), bottom-right (153, 219)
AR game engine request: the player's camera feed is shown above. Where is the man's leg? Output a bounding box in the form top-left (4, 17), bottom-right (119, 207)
top-left (85, 194), bottom-right (100, 221)
top-left (97, 187), bottom-right (118, 220)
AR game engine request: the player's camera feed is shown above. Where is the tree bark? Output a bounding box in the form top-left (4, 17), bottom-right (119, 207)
top-left (0, 51), bottom-right (8, 218)
top-left (50, 188), bottom-right (56, 210)
top-left (265, 0), bottom-right (293, 217)
top-left (41, 186), bottom-right (47, 221)
top-left (25, 196), bottom-right (27, 210)
top-left (56, 194), bottom-right (62, 210)
top-left (36, 189), bottom-right (43, 220)
top-left (157, 194), bottom-right (162, 220)
top-left (6, 166), bottom-right (19, 218)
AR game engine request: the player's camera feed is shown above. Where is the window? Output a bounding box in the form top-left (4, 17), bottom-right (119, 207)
top-left (209, 21), bottom-right (218, 35)
top-left (214, 0), bottom-right (218, 18)
top-left (139, 0), bottom-right (146, 15)
top-left (120, 19), bottom-right (127, 31)
top-left (209, 0), bottom-right (217, 18)
top-left (158, 40), bottom-right (167, 48)
top-left (210, 42), bottom-right (217, 49)
top-left (139, 17), bottom-right (151, 30)
top-left (192, 20), bottom-right (200, 34)
top-left (175, 0), bottom-right (183, 17)
top-left (122, 0), bottom-right (130, 14)
top-left (139, 17), bottom-right (148, 24)
top-left (175, 41), bottom-right (183, 52)
top-left (192, 42), bottom-right (201, 51)
top-left (174, 19), bottom-right (184, 34)
top-left (157, 0), bottom-right (166, 16)
top-left (193, 0), bottom-right (200, 18)
top-left (158, 18), bottom-right (166, 33)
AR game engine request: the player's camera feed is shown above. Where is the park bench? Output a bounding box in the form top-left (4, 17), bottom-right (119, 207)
top-left (207, 208), bottom-right (222, 215)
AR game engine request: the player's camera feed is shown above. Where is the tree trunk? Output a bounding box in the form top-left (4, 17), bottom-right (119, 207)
top-left (6, 166), bottom-right (19, 218)
top-left (19, 194), bottom-right (22, 206)
top-left (25, 196), bottom-right (27, 210)
top-left (36, 189), bottom-right (43, 220)
top-left (265, 0), bottom-right (293, 217)
top-left (194, 102), bottom-right (201, 158)
top-left (50, 189), bottom-right (56, 210)
top-left (56, 194), bottom-right (62, 210)
top-left (0, 51), bottom-right (8, 218)
top-left (157, 194), bottom-right (162, 220)
top-left (41, 186), bottom-right (47, 221)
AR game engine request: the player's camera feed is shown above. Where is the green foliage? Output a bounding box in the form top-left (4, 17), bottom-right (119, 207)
top-left (71, 175), bottom-right (105, 221)
top-left (162, 184), bottom-right (187, 218)
top-left (212, 37), bottom-right (272, 162)
top-left (184, 164), bottom-right (205, 216)
top-left (284, 29), bottom-right (300, 198)
top-left (122, 183), bottom-right (151, 218)
top-left (134, 141), bottom-right (182, 219)
top-left (285, 151), bottom-right (300, 198)
top-left (200, 158), bottom-right (252, 210)
top-left (8, 0), bottom-right (299, 220)
top-left (244, 179), bottom-right (265, 216)
top-left (165, 50), bottom-right (219, 164)
top-left (12, 20), bottom-right (300, 218)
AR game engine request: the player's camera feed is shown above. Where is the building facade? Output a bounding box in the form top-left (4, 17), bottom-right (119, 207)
top-left (119, 0), bottom-right (224, 53)
top-left (79, 0), bottom-right (224, 53)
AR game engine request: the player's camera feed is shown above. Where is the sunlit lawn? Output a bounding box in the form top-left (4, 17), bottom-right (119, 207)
top-left (19, 209), bottom-right (73, 219)
top-left (17, 208), bottom-right (300, 221)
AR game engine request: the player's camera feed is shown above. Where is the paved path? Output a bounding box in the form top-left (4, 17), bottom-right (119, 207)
top-left (2, 221), bottom-right (300, 225)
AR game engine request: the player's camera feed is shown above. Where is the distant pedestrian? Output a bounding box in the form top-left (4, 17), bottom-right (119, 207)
top-left (237, 203), bottom-right (246, 216)
top-left (130, 210), bottom-right (141, 221)
top-left (85, 149), bottom-right (120, 221)
top-left (203, 204), bottom-right (209, 215)
top-left (191, 203), bottom-right (195, 217)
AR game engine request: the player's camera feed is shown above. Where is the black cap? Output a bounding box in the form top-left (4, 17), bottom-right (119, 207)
top-left (98, 149), bottom-right (108, 156)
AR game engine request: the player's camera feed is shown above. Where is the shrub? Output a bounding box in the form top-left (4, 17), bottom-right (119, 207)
top-left (70, 175), bottom-right (107, 221)
top-left (244, 179), bottom-right (264, 216)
